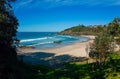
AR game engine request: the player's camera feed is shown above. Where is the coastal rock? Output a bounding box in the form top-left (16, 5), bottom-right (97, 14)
top-left (19, 46), bottom-right (35, 49)
top-left (53, 41), bottom-right (62, 44)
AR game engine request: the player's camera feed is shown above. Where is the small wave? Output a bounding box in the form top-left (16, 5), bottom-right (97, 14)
top-left (28, 42), bottom-right (53, 46)
top-left (20, 37), bottom-right (53, 43)
top-left (59, 35), bottom-right (77, 39)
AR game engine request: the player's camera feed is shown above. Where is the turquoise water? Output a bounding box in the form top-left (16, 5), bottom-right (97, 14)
top-left (17, 32), bottom-right (88, 49)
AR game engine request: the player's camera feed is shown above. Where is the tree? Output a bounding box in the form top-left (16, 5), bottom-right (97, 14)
top-left (0, 0), bottom-right (18, 46)
top-left (107, 18), bottom-right (120, 37)
top-left (0, 0), bottom-right (20, 79)
top-left (89, 33), bottom-right (114, 65)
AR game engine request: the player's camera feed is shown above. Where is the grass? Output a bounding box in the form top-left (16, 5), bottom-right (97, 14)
top-left (21, 52), bottom-right (120, 79)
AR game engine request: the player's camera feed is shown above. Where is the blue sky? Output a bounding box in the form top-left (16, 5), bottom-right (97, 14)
top-left (13, 0), bottom-right (120, 32)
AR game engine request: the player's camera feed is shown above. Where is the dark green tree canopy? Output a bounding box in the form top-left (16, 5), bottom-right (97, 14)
top-left (89, 33), bottom-right (114, 63)
top-left (0, 0), bottom-right (18, 47)
top-left (107, 18), bottom-right (120, 36)
top-left (0, 1), bottom-right (20, 79)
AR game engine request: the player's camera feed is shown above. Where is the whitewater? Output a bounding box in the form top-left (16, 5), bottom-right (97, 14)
top-left (17, 32), bottom-right (88, 49)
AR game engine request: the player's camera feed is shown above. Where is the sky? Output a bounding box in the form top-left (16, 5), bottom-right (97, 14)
top-left (12, 0), bottom-right (120, 32)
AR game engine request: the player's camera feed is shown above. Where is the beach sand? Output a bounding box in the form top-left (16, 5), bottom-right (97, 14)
top-left (17, 35), bottom-right (95, 67)
top-left (18, 35), bottom-right (95, 57)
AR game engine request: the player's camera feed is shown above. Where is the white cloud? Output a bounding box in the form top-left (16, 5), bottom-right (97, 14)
top-left (13, 0), bottom-right (120, 10)
top-left (14, 0), bottom-right (33, 9)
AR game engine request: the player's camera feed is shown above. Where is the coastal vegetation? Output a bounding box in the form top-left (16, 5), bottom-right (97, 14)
top-left (0, 0), bottom-right (22, 79)
top-left (89, 33), bottom-right (114, 64)
top-left (21, 54), bottom-right (120, 79)
top-left (59, 24), bottom-right (106, 35)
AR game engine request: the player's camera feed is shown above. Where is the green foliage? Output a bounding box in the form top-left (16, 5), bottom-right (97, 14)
top-left (22, 57), bottom-right (120, 79)
top-left (0, 0), bottom-right (20, 79)
top-left (109, 52), bottom-right (120, 59)
top-left (0, 0), bottom-right (19, 47)
top-left (107, 18), bottom-right (120, 37)
top-left (89, 33), bottom-right (114, 63)
top-left (59, 25), bottom-right (106, 35)
top-left (65, 25), bottom-right (86, 32)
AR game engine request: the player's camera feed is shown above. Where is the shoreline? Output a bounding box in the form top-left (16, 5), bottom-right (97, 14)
top-left (18, 35), bottom-right (95, 57)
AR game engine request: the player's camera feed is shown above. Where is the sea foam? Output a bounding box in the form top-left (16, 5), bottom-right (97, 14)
top-left (28, 41), bottom-right (53, 46)
top-left (20, 37), bottom-right (52, 43)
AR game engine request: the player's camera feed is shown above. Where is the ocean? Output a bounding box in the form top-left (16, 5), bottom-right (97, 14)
top-left (17, 32), bottom-right (88, 49)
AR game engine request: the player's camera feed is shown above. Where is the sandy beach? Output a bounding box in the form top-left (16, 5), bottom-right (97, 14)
top-left (17, 35), bottom-right (95, 67)
top-left (18, 35), bottom-right (95, 57)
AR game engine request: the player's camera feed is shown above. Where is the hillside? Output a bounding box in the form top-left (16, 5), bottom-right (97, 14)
top-left (59, 25), bottom-right (106, 35)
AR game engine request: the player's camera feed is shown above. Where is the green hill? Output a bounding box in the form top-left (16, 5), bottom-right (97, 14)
top-left (59, 25), bottom-right (106, 35)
